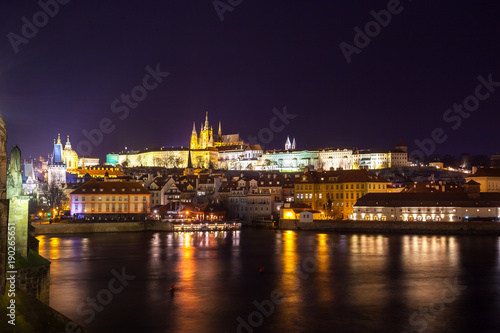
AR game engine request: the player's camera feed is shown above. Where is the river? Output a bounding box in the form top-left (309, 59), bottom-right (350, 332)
top-left (37, 229), bottom-right (500, 333)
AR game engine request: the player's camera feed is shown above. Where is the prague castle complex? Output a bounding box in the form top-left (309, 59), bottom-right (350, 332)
top-left (106, 112), bottom-right (409, 171)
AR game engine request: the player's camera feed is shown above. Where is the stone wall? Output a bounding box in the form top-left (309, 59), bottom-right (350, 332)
top-left (33, 221), bottom-right (174, 235)
top-left (279, 219), bottom-right (500, 235)
top-left (0, 200), bottom-right (8, 295)
top-left (17, 262), bottom-right (50, 304)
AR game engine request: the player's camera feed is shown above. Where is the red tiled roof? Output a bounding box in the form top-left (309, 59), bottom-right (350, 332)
top-left (71, 179), bottom-right (150, 195)
top-left (470, 168), bottom-right (500, 177)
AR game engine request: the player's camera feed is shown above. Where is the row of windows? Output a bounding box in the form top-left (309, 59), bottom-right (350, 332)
top-left (357, 208), bottom-right (489, 213)
top-left (82, 188), bottom-right (142, 193)
top-left (297, 183), bottom-right (385, 190)
top-left (74, 204), bottom-right (142, 211)
top-left (297, 192), bottom-right (362, 200)
top-left (74, 196), bottom-right (147, 202)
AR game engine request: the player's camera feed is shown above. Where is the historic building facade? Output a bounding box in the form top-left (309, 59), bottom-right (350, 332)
top-left (293, 169), bottom-right (391, 219)
top-left (70, 178), bottom-right (151, 219)
top-left (105, 113), bottom-right (407, 171)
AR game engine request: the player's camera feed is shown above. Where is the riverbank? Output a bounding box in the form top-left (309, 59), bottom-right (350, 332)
top-left (32, 220), bottom-right (500, 236)
top-left (278, 219), bottom-right (500, 235)
top-left (32, 221), bottom-right (173, 235)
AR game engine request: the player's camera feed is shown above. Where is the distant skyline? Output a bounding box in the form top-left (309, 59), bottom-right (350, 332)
top-left (1, 1), bottom-right (500, 160)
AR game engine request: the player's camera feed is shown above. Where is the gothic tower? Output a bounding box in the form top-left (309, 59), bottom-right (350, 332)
top-left (47, 134), bottom-right (67, 186)
top-left (285, 136), bottom-right (292, 150)
top-left (190, 122), bottom-right (199, 149)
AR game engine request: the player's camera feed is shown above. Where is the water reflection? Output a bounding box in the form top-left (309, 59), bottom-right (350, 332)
top-left (36, 231), bottom-right (500, 333)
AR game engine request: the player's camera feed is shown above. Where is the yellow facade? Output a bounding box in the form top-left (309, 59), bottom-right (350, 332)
top-left (294, 171), bottom-right (390, 220)
top-left (190, 112), bottom-right (243, 149)
top-left (121, 148), bottom-right (218, 169)
top-left (62, 135), bottom-right (79, 171)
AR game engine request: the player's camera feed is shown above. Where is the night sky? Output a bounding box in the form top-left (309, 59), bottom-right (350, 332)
top-left (1, 0), bottom-right (500, 161)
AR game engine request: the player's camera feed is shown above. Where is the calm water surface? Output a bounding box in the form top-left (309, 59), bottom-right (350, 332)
top-left (37, 230), bottom-right (500, 333)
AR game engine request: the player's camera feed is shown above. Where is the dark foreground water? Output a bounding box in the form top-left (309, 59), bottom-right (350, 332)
top-left (37, 230), bottom-right (500, 333)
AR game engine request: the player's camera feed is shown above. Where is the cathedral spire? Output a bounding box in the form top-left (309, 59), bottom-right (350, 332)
top-left (192, 121), bottom-right (197, 134)
top-left (285, 136), bottom-right (291, 150)
top-left (218, 121), bottom-right (222, 137)
top-left (292, 138), bottom-right (296, 150)
top-left (204, 111), bottom-right (209, 131)
top-left (187, 150), bottom-right (193, 169)
top-left (57, 133), bottom-right (61, 144)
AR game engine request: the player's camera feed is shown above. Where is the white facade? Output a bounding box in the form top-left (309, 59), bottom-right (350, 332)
top-left (353, 205), bottom-right (499, 222)
top-left (357, 150), bottom-right (408, 169)
top-left (318, 148), bottom-right (354, 170)
top-left (47, 164), bottom-right (67, 187)
top-left (79, 157), bottom-right (100, 167)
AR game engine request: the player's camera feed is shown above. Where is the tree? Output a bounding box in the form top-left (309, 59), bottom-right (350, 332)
top-left (153, 157), bottom-right (163, 167)
top-left (277, 160), bottom-right (284, 172)
top-left (325, 200), bottom-right (342, 220)
top-left (208, 160), bottom-right (215, 170)
top-left (28, 196), bottom-right (41, 215)
top-left (166, 156), bottom-right (176, 168)
top-left (43, 183), bottom-right (68, 212)
top-left (194, 156), bottom-right (203, 168)
top-left (173, 157), bottom-right (183, 168)
top-left (263, 159), bottom-right (272, 170)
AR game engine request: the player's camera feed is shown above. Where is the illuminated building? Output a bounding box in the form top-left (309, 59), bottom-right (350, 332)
top-left (22, 160), bottom-right (38, 195)
top-left (467, 168), bottom-right (500, 192)
top-left (353, 191), bottom-right (500, 222)
top-left (190, 111), bottom-right (244, 149)
top-left (357, 142), bottom-right (408, 169)
top-left (107, 113), bottom-right (262, 169)
top-left (105, 115), bottom-right (406, 171)
top-left (78, 156), bottom-right (100, 167)
top-left (280, 202), bottom-right (323, 222)
top-left (62, 135), bottom-right (78, 171)
top-left (70, 178), bottom-right (151, 219)
top-left (294, 168), bottom-right (390, 220)
top-left (179, 202), bottom-right (226, 221)
top-left (109, 147), bottom-right (218, 169)
top-left (67, 167), bottom-right (125, 182)
top-left (47, 134), bottom-right (67, 186)
top-left (48, 134), bottom-right (105, 186)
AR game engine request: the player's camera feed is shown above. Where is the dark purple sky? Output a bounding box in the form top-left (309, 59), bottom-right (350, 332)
top-left (1, 0), bottom-right (499, 161)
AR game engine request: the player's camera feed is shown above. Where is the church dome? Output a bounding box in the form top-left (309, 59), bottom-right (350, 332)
top-left (63, 136), bottom-right (78, 157)
top-left (62, 136), bottom-right (78, 170)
